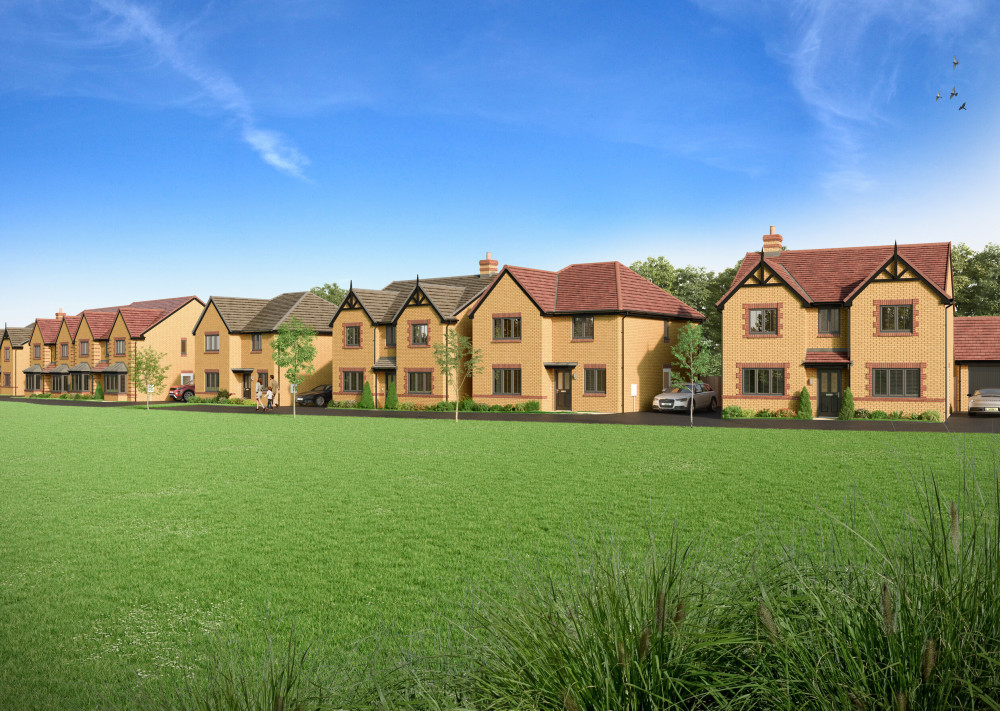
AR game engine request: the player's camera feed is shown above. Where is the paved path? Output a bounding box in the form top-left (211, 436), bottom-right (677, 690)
top-left (6, 396), bottom-right (997, 433)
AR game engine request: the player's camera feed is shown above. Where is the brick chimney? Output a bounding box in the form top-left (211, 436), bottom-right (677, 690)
top-left (479, 251), bottom-right (498, 277)
top-left (55, 309), bottom-right (66, 320)
top-left (762, 226), bottom-right (783, 255)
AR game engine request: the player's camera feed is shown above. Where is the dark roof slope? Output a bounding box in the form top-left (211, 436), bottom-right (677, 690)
top-left (475, 262), bottom-right (704, 320)
top-left (243, 292), bottom-right (337, 333)
top-left (209, 297), bottom-right (270, 332)
top-left (383, 274), bottom-right (495, 318)
top-left (718, 242), bottom-right (952, 307)
top-left (955, 316), bottom-right (1000, 361)
top-left (352, 289), bottom-right (404, 323)
top-left (3, 325), bottom-right (33, 347)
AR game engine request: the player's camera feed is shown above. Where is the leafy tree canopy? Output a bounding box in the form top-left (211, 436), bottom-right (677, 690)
top-left (310, 282), bottom-right (347, 306)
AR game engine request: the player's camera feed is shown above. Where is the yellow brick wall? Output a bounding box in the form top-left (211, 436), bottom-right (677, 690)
top-left (850, 280), bottom-right (949, 418)
top-left (624, 316), bottom-right (680, 413)
top-left (805, 307), bottom-right (849, 349)
top-left (105, 315), bottom-right (136, 401)
top-left (27, 326), bottom-right (49, 393)
top-left (194, 303), bottom-right (238, 398)
top-left (551, 314), bottom-right (622, 413)
top-left (76, 319), bottom-right (98, 370)
top-left (956, 364), bottom-right (968, 412)
top-left (721, 282), bottom-right (806, 412)
top-left (330, 310), bottom-right (376, 404)
top-left (396, 303), bottom-right (449, 406)
top-left (0, 337), bottom-right (18, 395)
top-left (233, 329), bottom-right (333, 406)
top-left (142, 300), bottom-right (204, 402)
top-left (472, 275), bottom-right (548, 406)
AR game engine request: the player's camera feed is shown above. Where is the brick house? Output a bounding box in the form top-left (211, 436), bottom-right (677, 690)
top-left (466, 261), bottom-right (705, 412)
top-left (329, 255), bottom-right (498, 406)
top-left (1, 325), bottom-right (32, 396)
top-left (192, 292), bottom-right (336, 404)
top-left (954, 316), bottom-right (1000, 412)
top-left (717, 228), bottom-right (955, 418)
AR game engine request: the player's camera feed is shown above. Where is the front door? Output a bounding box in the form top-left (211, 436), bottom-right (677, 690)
top-left (555, 369), bottom-right (572, 410)
top-left (386, 371), bottom-right (396, 392)
top-left (817, 369), bottom-right (842, 417)
top-left (242, 373), bottom-right (252, 399)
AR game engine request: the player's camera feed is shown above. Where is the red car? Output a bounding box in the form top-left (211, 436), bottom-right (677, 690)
top-left (169, 383), bottom-right (195, 402)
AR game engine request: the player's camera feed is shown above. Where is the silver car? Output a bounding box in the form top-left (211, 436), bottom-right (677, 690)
top-left (652, 382), bottom-right (718, 413)
top-left (969, 388), bottom-right (1000, 416)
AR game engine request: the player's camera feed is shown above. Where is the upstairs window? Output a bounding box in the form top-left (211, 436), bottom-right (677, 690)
top-left (180, 338), bottom-right (187, 356)
top-left (880, 305), bottom-right (912, 333)
top-left (33, 344), bottom-right (41, 359)
top-left (4, 347), bottom-right (9, 361)
top-left (79, 341), bottom-right (89, 357)
top-left (205, 333), bottom-right (219, 352)
top-left (60, 343), bottom-right (69, 359)
top-left (572, 316), bottom-right (594, 340)
top-left (386, 325), bottom-right (396, 347)
top-left (818, 308), bottom-right (840, 335)
top-left (749, 308), bottom-right (778, 335)
top-left (251, 334), bottom-right (263, 351)
top-left (114, 339), bottom-right (126, 356)
top-left (345, 326), bottom-right (360, 347)
top-left (493, 317), bottom-right (521, 340)
top-left (411, 323), bottom-right (429, 346)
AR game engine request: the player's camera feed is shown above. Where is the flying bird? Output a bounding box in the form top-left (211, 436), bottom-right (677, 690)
top-left (936, 91), bottom-right (941, 101)
top-left (953, 55), bottom-right (959, 69)
top-left (959, 102), bottom-right (967, 110)
top-left (950, 86), bottom-right (958, 99)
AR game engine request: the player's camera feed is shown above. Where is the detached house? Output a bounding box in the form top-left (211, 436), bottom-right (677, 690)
top-left (717, 228), bottom-right (955, 418)
top-left (192, 292), bottom-right (336, 404)
top-left (330, 255), bottom-right (498, 406)
top-left (467, 261), bottom-right (705, 412)
top-left (1, 325), bottom-right (32, 396)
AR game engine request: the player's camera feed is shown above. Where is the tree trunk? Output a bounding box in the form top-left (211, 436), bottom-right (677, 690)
top-left (689, 391), bottom-right (693, 427)
top-left (146, 388), bottom-right (150, 411)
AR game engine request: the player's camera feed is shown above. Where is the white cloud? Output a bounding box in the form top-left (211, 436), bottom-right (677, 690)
top-left (90, 0), bottom-right (309, 178)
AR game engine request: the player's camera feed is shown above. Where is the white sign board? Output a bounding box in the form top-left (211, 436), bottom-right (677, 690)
top-left (289, 384), bottom-right (297, 394)
top-left (147, 384), bottom-right (155, 393)
top-left (630, 383), bottom-right (638, 397)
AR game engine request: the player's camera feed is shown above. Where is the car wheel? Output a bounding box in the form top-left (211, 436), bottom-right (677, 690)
top-left (315, 396), bottom-right (326, 408)
top-left (708, 398), bottom-right (718, 413)
top-left (182, 390), bottom-right (193, 403)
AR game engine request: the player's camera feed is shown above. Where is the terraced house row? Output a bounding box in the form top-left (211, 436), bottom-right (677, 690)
top-left (5, 236), bottom-right (999, 416)
top-left (718, 228), bottom-right (1000, 419)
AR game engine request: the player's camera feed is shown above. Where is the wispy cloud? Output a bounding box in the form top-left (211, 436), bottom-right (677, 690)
top-left (91, 0), bottom-right (309, 178)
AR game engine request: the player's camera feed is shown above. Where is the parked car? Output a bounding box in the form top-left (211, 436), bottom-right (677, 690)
top-left (295, 384), bottom-right (334, 408)
top-left (968, 388), bottom-right (1000, 416)
top-left (652, 382), bottom-right (718, 413)
top-left (169, 383), bottom-right (195, 402)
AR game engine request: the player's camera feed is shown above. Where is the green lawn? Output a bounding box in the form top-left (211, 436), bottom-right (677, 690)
top-left (0, 401), bottom-right (993, 708)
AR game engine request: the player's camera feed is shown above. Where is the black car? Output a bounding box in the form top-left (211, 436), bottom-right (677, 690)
top-left (295, 384), bottom-right (334, 408)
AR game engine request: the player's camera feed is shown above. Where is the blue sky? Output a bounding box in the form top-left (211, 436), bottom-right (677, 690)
top-left (2, 0), bottom-right (998, 327)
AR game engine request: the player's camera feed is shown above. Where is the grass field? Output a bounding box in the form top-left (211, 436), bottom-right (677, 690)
top-left (0, 401), bottom-right (994, 708)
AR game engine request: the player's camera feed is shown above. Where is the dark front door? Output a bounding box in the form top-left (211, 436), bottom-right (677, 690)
top-left (555, 369), bottom-right (572, 410)
top-left (242, 373), bottom-right (252, 399)
top-left (386, 371), bottom-right (396, 391)
top-left (818, 369), bottom-right (842, 417)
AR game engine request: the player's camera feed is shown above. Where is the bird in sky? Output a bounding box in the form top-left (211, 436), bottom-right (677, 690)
top-left (953, 55), bottom-right (960, 69)
top-left (959, 102), bottom-right (967, 110)
top-left (936, 91), bottom-right (942, 101)
top-left (950, 86), bottom-right (958, 99)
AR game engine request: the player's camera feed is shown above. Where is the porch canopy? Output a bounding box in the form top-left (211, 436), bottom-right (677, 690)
top-left (69, 363), bottom-right (91, 372)
top-left (103, 362), bottom-right (128, 373)
top-left (51, 365), bottom-right (70, 374)
top-left (372, 357), bottom-right (397, 371)
top-left (232, 368), bottom-right (254, 373)
top-left (22, 364), bottom-right (42, 374)
top-left (802, 349), bottom-right (851, 367)
top-left (543, 362), bottom-right (578, 369)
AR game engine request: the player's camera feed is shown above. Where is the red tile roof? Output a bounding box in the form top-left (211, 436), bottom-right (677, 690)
top-left (119, 307), bottom-right (166, 337)
top-left (484, 262), bottom-right (704, 320)
top-left (36, 318), bottom-right (62, 344)
top-left (955, 316), bottom-right (1000, 361)
top-left (803, 350), bottom-right (851, 365)
top-left (65, 315), bottom-right (83, 340)
top-left (82, 311), bottom-right (118, 340)
top-left (718, 242), bottom-right (952, 307)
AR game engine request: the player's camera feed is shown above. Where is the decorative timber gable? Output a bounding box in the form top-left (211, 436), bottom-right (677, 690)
top-left (341, 292), bottom-right (364, 311)
top-left (407, 289), bottom-right (430, 308)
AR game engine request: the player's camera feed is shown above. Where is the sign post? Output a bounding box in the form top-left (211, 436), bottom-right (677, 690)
top-left (630, 383), bottom-right (637, 412)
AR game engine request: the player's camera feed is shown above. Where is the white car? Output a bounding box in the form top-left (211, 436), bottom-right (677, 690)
top-left (968, 388), bottom-right (1000, 416)
top-left (652, 382), bottom-right (718, 413)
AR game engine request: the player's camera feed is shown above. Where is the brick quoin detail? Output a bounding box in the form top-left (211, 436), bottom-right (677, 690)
top-left (342, 322), bottom-right (363, 349)
top-left (338, 367), bottom-right (365, 395)
top-left (863, 361), bottom-right (929, 400)
top-left (403, 368), bottom-right (434, 396)
top-left (735, 361), bottom-right (790, 398)
top-left (743, 303), bottom-right (783, 338)
top-left (874, 299), bottom-right (919, 337)
top-left (408, 320), bottom-right (431, 348)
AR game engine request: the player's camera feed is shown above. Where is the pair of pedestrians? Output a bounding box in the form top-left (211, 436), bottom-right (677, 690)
top-left (255, 376), bottom-right (276, 412)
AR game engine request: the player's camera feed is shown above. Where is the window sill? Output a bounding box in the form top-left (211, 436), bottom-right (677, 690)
top-left (570, 338), bottom-right (594, 343)
top-left (737, 394), bottom-right (790, 399)
top-left (746, 333), bottom-right (780, 338)
top-left (817, 333), bottom-right (841, 338)
top-left (582, 392), bottom-right (606, 397)
top-left (204, 350), bottom-right (219, 354)
top-left (250, 350), bottom-right (262, 354)
top-left (344, 345), bottom-right (362, 349)
top-left (409, 344), bottom-right (430, 348)
top-left (493, 339), bottom-right (522, 343)
top-left (875, 332), bottom-right (915, 337)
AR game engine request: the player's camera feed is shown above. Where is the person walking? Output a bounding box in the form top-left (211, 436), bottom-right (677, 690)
top-left (255, 376), bottom-right (264, 412)
top-left (266, 382), bottom-right (274, 411)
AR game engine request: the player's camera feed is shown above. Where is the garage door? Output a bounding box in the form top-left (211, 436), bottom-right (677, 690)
top-left (969, 366), bottom-right (1000, 394)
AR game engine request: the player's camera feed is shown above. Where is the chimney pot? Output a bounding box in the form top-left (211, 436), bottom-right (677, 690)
top-left (479, 251), bottom-right (498, 278)
top-left (56, 309), bottom-right (66, 320)
top-left (762, 228), bottom-right (783, 255)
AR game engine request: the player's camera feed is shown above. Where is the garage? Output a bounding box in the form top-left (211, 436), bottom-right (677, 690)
top-left (969, 365), bottom-right (1000, 394)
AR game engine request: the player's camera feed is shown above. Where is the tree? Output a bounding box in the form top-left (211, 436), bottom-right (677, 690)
top-left (629, 256), bottom-right (677, 294)
top-left (671, 323), bottom-right (713, 427)
top-left (838, 386), bottom-right (855, 421)
top-left (797, 386), bottom-right (813, 420)
top-left (131, 346), bottom-right (168, 410)
top-left (953, 242), bottom-right (1000, 316)
top-left (384, 380), bottom-right (399, 410)
top-left (310, 282), bottom-right (347, 306)
top-left (359, 381), bottom-right (374, 409)
top-left (270, 316), bottom-right (317, 419)
top-left (432, 330), bottom-right (483, 421)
